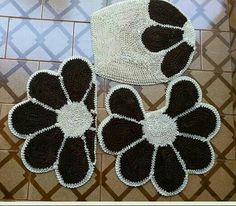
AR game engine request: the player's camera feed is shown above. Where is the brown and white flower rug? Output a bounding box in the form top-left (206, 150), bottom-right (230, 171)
top-left (8, 57), bottom-right (97, 188)
top-left (98, 76), bottom-right (221, 196)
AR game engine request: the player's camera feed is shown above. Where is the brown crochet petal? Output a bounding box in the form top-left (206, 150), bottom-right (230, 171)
top-left (165, 79), bottom-right (200, 118)
top-left (161, 42), bottom-right (194, 78)
top-left (61, 58), bottom-right (92, 103)
top-left (58, 138), bottom-right (90, 184)
top-left (101, 117), bottom-right (143, 153)
top-left (142, 25), bottom-right (183, 52)
top-left (24, 127), bottom-right (64, 169)
top-left (153, 145), bottom-right (186, 193)
top-left (10, 101), bottom-right (57, 135)
top-left (28, 72), bottom-right (67, 109)
top-left (149, 0), bottom-right (187, 27)
top-left (174, 136), bottom-right (213, 171)
top-left (118, 140), bottom-right (154, 183)
top-left (177, 106), bottom-right (218, 137)
top-left (108, 88), bottom-right (144, 121)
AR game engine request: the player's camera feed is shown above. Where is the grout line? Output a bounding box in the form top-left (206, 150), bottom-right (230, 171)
top-left (99, 154), bottom-right (103, 201)
top-left (0, 56), bottom-right (62, 63)
top-left (40, 0), bottom-right (44, 19)
top-left (37, 61), bottom-right (41, 71)
top-left (71, 22), bottom-right (76, 56)
top-left (0, 15), bottom-right (90, 24)
top-left (4, 17), bottom-right (10, 58)
top-left (26, 173), bottom-right (31, 200)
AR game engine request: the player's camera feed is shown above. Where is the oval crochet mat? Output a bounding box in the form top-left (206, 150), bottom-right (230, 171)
top-left (91, 0), bottom-right (196, 85)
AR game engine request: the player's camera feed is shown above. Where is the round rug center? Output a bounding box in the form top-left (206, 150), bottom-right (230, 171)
top-left (57, 102), bottom-right (93, 137)
top-left (142, 112), bottom-right (178, 147)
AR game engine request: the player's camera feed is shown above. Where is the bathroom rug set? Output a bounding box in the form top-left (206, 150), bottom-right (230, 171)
top-left (7, 0), bottom-right (221, 196)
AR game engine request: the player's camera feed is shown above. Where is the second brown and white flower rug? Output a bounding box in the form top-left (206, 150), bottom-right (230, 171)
top-left (98, 76), bottom-right (221, 196)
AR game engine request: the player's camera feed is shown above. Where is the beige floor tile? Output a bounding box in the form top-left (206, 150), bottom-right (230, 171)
top-left (100, 154), bottom-right (170, 201)
top-left (171, 160), bottom-right (236, 201)
top-left (0, 104), bottom-right (23, 151)
top-left (212, 115), bottom-right (235, 160)
top-left (189, 71), bottom-right (234, 115)
top-left (28, 154), bottom-right (102, 201)
top-left (0, 150), bottom-right (30, 200)
top-left (229, 0), bottom-right (236, 32)
top-left (97, 108), bottom-right (108, 154)
top-left (104, 81), bottom-right (166, 112)
top-left (97, 76), bottom-right (105, 108)
top-left (202, 31), bottom-right (232, 72)
top-left (0, 59), bottom-right (39, 104)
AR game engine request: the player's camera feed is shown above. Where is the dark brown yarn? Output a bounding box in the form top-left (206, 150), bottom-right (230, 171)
top-left (149, 0), bottom-right (187, 27)
top-left (58, 138), bottom-right (89, 184)
top-left (102, 117), bottom-right (143, 153)
top-left (174, 136), bottom-right (212, 170)
top-left (84, 83), bottom-right (95, 110)
top-left (29, 73), bottom-right (67, 109)
top-left (11, 101), bottom-right (57, 135)
top-left (109, 88), bottom-right (144, 121)
top-left (61, 59), bottom-right (92, 103)
top-left (177, 107), bottom-right (217, 137)
top-left (165, 80), bottom-right (200, 118)
top-left (24, 127), bottom-right (64, 169)
top-left (85, 130), bottom-right (96, 163)
top-left (142, 25), bottom-right (183, 52)
top-left (161, 42), bottom-right (194, 78)
top-left (119, 140), bottom-right (154, 182)
top-left (153, 145), bottom-right (185, 192)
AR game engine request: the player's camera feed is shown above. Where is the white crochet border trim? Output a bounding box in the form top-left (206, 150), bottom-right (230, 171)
top-left (91, 0), bottom-right (196, 85)
top-left (98, 76), bottom-right (221, 196)
top-left (8, 56), bottom-right (97, 188)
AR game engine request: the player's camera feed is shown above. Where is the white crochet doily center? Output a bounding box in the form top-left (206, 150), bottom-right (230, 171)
top-left (142, 112), bottom-right (178, 147)
top-left (57, 102), bottom-right (93, 137)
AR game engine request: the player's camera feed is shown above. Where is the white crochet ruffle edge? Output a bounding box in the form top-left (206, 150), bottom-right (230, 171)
top-left (8, 56), bottom-right (97, 188)
top-left (98, 76), bottom-right (221, 196)
top-left (91, 0), bottom-right (196, 85)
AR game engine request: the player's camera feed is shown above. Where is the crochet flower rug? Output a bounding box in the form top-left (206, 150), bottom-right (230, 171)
top-left (98, 76), bottom-right (221, 196)
top-left (8, 57), bottom-right (97, 188)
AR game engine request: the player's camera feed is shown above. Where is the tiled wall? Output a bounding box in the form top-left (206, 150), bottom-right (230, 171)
top-left (0, 0), bottom-right (235, 201)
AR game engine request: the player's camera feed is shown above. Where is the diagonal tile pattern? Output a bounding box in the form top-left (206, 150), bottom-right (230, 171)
top-left (73, 23), bottom-right (93, 62)
top-left (42, 0), bottom-right (106, 21)
top-left (171, 0), bottom-right (229, 31)
top-left (0, 150), bottom-right (30, 200)
top-left (202, 31), bottom-right (232, 72)
top-left (7, 19), bottom-right (73, 61)
top-left (0, 59), bottom-right (38, 103)
top-left (171, 160), bottom-right (236, 201)
top-left (0, 0), bottom-right (42, 18)
top-left (0, 17), bottom-right (8, 57)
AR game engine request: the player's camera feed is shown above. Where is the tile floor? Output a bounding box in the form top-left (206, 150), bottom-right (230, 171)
top-left (0, 0), bottom-right (235, 202)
